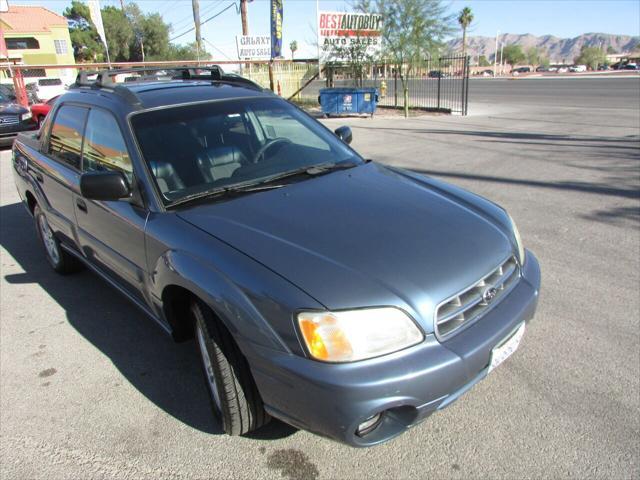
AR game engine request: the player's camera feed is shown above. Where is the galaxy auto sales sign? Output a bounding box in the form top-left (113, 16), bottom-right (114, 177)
top-left (318, 11), bottom-right (383, 61)
top-left (236, 35), bottom-right (272, 60)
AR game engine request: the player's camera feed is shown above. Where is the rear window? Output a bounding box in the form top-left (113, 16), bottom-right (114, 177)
top-left (38, 79), bottom-right (62, 86)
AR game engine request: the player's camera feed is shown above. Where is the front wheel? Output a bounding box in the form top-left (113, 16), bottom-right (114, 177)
top-left (192, 300), bottom-right (269, 435)
top-left (33, 205), bottom-right (82, 274)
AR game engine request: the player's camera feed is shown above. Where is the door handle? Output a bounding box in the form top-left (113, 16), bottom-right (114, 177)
top-left (76, 198), bottom-right (87, 213)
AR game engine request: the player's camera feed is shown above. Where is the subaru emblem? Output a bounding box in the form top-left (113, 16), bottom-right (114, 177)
top-left (482, 286), bottom-right (498, 304)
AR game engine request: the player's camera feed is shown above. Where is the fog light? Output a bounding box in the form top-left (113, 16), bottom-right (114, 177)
top-left (356, 413), bottom-right (382, 437)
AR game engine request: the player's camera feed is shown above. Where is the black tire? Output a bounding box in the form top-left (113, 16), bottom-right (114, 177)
top-left (192, 299), bottom-right (269, 435)
top-left (33, 204), bottom-right (82, 274)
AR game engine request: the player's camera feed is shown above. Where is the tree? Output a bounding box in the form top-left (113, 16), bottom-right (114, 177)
top-left (457, 7), bottom-right (473, 58)
top-left (575, 46), bottom-right (606, 70)
top-left (64, 0), bottom-right (105, 62)
top-left (355, 0), bottom-right (454, 117)
top-left (153, 42), bottom-right (211, 61)
top-left (478, 55), bottom-right (490, 67)
top-left (102, 6), bottom-right (134, 61)
top-left (606, 45), bottom-right (616, 54)
top-left (501, 44), bottom-right (525, 66)
top-left (525, 46), bottom-right (542, 66)
top-left (290, 40), bottom-right (298, 59)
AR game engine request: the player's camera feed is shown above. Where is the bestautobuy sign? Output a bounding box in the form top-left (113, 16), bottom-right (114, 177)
top-left (318, 11), bottom-right (383, 60)
top-left (236, 35), bottom-right (271, 60)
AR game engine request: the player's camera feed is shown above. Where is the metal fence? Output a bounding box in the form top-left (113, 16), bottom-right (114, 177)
top-left (294, 54), bottom-right (470, 115)
top-left (367, 55), bottom-right (470, 115)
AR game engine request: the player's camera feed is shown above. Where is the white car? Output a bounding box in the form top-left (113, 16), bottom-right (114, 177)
top-left (31, 78), bottom-right (67, 102)
top-left (569, 65), bottom-right (587, 72)
top-left (557, 66), bottom-right (570, 73)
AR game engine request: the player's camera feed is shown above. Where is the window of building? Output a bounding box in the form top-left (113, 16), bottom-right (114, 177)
top-left (48, 105), bottom-right (89, 170)
top-left (22, 69), bottom-right (47, 78)
top-left (54, 39), bottom-right (68, 55)
top-left (6, 37), bottom-right (40, 50)
top-left (82, 109), bottom-right (133, 181)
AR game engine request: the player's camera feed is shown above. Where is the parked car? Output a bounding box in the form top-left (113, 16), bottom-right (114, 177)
top-left (428, 70), bottom-right (448, 78)
top-left (29, 78), bottom-right (67, 102)
top-left (12, 67), bottom-right (540, 447)
top-left (569, 65), bottom-right (587, 72)
top-left (597, 64), bottom-right (610, 71)
top-left (0, 85), bottom-right (37, 147)
top-left (481, 69), bottom-right (494, 77)
top-left (547, 65), bottom-right (559, 72)
top-left (30, 95), bottom-right (59, 128)
top-left (556, 66), bottom-right (570, 73)
top-left (535, 66), bottom-right (548, 72)
top-left (512, 67), bottom-right (531, 74)
top-left (623, 63), bottom-right (638, 70)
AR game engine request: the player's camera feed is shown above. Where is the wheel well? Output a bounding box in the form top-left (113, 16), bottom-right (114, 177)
top-left (161, 285), bottom-right (202, 342)
top-left (25, 191), bottom-right (37, 215)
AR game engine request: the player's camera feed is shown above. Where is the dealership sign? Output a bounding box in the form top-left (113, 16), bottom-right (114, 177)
top-left (318, 11), bottom-right (383, 61)
top-left (236, 35), bottom-right (271, 60)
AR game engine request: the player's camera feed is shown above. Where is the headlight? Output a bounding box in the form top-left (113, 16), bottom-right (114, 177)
top-left (508, 213), bottom-right (526, 265)
top-left (297, 307), bottom-right (424, 362)
top-left (21, 112), bottom-right (32, 121)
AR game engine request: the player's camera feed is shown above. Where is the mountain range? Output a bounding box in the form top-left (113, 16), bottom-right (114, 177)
top-left (447, 33), bottom-right (640, 62)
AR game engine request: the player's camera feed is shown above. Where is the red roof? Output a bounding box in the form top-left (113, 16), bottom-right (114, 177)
top-left (0, 5), bottom-right (68, 33)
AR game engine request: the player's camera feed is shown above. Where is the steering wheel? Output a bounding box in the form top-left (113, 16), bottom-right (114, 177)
top-left (252, 137), bottom-right (292, 164)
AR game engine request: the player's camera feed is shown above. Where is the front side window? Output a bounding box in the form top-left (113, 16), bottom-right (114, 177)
top-left (48, 105), bottom-right (88, 169)
top-left (82, 109), bottom-right (132, 181)
top-left (131, 97), bottom-right (361, 204)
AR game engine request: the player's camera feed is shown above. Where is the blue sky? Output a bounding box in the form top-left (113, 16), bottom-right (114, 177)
top-left (12, 0), bottom-right (640, 59)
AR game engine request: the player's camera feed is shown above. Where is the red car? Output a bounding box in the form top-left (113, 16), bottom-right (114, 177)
top-left (30, 96), bottom-right (59, 128)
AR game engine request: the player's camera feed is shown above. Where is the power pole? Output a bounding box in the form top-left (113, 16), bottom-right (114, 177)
top-left (240, 0), bottom-right (249, 35)
top-left (192, 0), bottom-right (202, 61)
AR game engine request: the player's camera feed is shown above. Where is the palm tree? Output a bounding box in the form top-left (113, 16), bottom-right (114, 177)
top-left (457, 7), bottom-right (474, 58)
top-left (290, 40), bottom-right (298, 60)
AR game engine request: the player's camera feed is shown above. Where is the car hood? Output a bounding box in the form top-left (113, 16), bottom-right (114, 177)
top-left (177, 163), bottom-right (514, 333)
top-left (0, 103), bottom-right (28, 115)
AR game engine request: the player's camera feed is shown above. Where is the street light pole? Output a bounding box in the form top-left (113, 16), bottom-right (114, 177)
top-left (494, 30), bottom-right (499, 77)
top-left (500, 42), bottom-right (504, 75)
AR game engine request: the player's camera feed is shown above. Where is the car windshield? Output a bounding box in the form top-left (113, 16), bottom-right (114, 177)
top-left (131, 97), bottom-right (362, 205)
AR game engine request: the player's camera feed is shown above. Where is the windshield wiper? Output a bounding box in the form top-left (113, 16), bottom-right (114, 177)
top-left (252, 160), bottom-right (359, 186)
top-left (166, 160), bottom-right (359, 208)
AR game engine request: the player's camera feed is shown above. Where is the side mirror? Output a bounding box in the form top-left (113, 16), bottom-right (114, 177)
top-left (334, 126), bottom-right (353, 145)
top-left (80, 171), bottom-right (131, 201)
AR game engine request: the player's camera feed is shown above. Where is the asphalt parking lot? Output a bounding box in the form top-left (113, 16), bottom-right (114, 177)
top-left (1, 77), bottom-right (639, 479)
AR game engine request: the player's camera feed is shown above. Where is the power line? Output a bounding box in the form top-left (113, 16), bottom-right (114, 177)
top-left (168, 0), bottom-right (226, 35)
top-left (169, 2), bottom-right (238, 42)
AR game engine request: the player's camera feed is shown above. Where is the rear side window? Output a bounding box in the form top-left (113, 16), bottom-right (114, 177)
top-left (48, 105), bottom-right (88, 169)
top-left (82, 109), bottom-right (132, 180)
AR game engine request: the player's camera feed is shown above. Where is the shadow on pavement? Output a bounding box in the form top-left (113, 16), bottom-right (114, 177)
top-left (0, 201), bottom-right (296, 440)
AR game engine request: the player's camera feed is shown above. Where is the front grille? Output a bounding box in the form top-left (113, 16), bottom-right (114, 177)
top-left (0, 115), bottom-right (20, 126)
top-left (435, 256), bottom-right (520, 338)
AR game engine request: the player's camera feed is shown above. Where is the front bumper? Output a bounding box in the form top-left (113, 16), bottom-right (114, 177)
top-left (245, 250), bottom-right (541, 446)
top-left (0, 122), bottom-right (38, 147)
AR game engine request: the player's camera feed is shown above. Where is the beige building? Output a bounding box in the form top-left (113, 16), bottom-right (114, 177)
top-left (0, 4), bottom-right (75, 83)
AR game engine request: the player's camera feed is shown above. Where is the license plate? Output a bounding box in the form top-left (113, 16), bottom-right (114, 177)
top-left (489, 323), bottom-right (525, 373)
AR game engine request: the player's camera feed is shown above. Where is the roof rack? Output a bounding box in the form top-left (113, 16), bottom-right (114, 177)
top-left (70, 65), bottom-right (265, 107)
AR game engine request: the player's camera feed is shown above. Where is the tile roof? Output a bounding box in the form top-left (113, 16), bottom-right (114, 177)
top-left (0, 5), bottom-right (68, 33)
